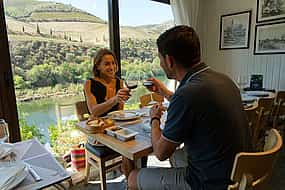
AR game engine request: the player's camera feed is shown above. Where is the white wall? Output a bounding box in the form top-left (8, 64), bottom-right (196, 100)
top-left (199, 0), bottom-right (285, 90)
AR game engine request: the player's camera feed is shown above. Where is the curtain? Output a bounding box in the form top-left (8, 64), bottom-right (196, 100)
top-left (170, 0), bottom-right (200, 29)
top-left (169, 0), bottom-right (200, 90)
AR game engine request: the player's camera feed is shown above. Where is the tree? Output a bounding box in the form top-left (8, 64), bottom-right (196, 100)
top-left (19, 118), bottom-right (44, 144)
top-left (80, 35), bottom-right (83, 43)
top-left (36, 23), bottom-right (40, 34)
top-left (22, 26), bottom-right (25, 33)
top-left (27, 63), bottom-right (57, 87)
top-left (14, 75), bottom-right (28, 89)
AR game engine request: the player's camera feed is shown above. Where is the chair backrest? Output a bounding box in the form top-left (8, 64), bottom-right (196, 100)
top-left (75, 101), bottom-right (89, 121)
top-left (276, 91), bottom-right (285, 102)
top-left (274, 91), bottom-right (285, 124)
top-left (257, 98), bottom-right (274, 116)
top-left (251, 97), bottom-right (275, 149)
top-left (139, 93), bottom-right (164, 107)
top-left (228, 129), bottom-right (282, 190)
top-left (244, 106), bottom-right (258, 137)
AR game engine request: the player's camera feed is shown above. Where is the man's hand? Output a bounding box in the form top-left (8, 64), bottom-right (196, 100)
top-left (150, 103), bottom-right (165, 119)
top-left (145, 77), bottom-right (173, 100)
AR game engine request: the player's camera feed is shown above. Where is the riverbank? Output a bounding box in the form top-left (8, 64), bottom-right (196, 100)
top-left (16, 83), bottom-right (84, 102)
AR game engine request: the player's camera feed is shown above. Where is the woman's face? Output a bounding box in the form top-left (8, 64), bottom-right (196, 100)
top-left (97, 54), bottom-right (117, 79)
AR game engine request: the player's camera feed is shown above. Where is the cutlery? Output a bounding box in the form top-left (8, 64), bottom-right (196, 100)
top-left (26, 164), bottom-right (42, 182)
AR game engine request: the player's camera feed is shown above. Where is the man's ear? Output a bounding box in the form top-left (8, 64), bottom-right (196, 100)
top-left (165, 55), bottom-right (175, 68)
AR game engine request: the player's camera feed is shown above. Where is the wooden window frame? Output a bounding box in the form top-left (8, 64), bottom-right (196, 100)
top-left (0, 1), bottom-right (21, 142)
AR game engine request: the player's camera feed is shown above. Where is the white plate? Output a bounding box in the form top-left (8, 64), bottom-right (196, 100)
top-left (245, 91), bottom-right (270, 97)
top-left (241, 95), bottom-right (257, 103)
top-left (107, 110), bottom-right (140, 121)
top-left (0, 161), bottom-right (28, 190)
top-left (6, 169), bottom-right (28, 190)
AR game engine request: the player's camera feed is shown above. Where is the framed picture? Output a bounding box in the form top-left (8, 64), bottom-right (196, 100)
top-left (256, 0), bottom-right (285, 23)
top-left (254, 21), bottom-right (285, 54)
top-left (219, 11), bottom-right (252, 50)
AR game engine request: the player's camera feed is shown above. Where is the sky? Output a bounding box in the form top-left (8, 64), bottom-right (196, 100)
top-left (39, 0), bottom-right (173, 26)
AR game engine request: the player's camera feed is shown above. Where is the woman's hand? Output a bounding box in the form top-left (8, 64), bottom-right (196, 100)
top-left (116, 87), bottom-right (130, 104)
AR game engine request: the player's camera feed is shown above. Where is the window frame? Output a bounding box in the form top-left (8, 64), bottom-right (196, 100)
top-left (0, 0), bottom-right (170, 142)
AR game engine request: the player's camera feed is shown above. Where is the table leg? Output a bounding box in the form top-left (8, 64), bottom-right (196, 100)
top-left (122, 156), bottom-right (136, 179)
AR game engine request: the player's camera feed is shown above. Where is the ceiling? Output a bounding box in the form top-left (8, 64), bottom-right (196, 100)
top-left (151, 0), bottom-right (170, 4)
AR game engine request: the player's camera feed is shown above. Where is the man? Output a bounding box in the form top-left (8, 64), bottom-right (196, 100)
top-left (127, 25), bottom-right (252, 190)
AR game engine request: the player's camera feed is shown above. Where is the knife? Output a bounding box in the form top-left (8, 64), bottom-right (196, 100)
top-left (27, 164), bottom-right (42, 181)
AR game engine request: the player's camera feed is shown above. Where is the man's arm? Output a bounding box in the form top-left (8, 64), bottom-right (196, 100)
top-left (150, 104), bottom-right (179, 161)
top-left (151, 119), bottom-right (179, 161)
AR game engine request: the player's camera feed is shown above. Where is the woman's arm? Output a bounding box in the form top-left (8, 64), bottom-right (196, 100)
top-left (84, 80), bottom-right (118, 117)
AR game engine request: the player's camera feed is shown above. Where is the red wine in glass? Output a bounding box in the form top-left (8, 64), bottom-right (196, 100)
top-left (125, 81), bottom-right (138, 89)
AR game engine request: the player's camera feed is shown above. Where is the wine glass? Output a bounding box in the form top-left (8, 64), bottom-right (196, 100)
top-left (123, 72), bottom-right (139, 106)
top-left (124, 72), bottom-right (138, 90)
top-left (143, 71), bottom-right (157, 105)
top-left (0, 119), bottom-right (9, 143)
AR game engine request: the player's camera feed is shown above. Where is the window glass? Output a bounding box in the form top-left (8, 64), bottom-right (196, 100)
top-left (119, 0), bottom-right (174, 109)
top-left (4, 0), bottom-right (109, 154)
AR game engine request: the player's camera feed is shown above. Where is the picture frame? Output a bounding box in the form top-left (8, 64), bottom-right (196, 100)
top-left (219, 11), bottom-right (252, 50)
top-left (254, 21), bottom-right (285, 54)
top-left (256, 0), bottom-right (285, 23)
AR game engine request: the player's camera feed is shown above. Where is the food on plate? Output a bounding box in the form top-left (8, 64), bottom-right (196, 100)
top-left (109, 111), bottom-right (125, 118)
top-left (86, 118), bottom-right (114, 128)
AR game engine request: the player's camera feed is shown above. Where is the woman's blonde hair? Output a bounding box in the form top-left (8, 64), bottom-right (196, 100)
top-left (92, 48), bottom-right (118, 77)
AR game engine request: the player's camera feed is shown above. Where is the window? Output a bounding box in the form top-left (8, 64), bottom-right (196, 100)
top-left (119, 0), bottom-right (174, 108)
top-left (2, 0), bottom-right (174, 153)
top-left (3, 0), bottom-right (109, 154)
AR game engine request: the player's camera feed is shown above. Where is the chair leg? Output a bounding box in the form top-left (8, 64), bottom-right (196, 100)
top-left (99, 159), bottom-right (107, 190)
top-left (85, 155), bottom-right (91, 185)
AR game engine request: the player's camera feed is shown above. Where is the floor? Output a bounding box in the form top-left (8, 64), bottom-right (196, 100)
top-left (45, 128), bottom-right (285, 190)
top-left (75, 155), bottom-right (171, 190)
top-left (43, 155), bottom-right (170, 190)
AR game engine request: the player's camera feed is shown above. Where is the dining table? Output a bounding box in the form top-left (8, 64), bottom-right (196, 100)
top-left (75, 108), bottom-right (154, 177)
top-left (241, 90), bottom-right (276, 111)
top-left (0, 138), bottom-right (71, 190)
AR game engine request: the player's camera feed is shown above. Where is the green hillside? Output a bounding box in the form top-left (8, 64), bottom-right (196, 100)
top-left (4, 0), bottom-right (105, 23)
top-left (4, 0), bottom-right (173, 42)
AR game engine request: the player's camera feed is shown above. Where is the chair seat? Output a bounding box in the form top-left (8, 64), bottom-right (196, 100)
top-left (86, 143), bottom-right (119, 157)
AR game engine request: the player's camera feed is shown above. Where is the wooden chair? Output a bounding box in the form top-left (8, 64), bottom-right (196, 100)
top-left (228, 128), bottom-right (282, 190)
top-left (272, 91), bottom-right (285, 129)
top-left (252, 97), bottom-right (275, 150)
top-left (75, 101), bottom-right (122, 190)
top-left (244, 106), bottom-right (258, 138)
top-left (139, 92), bottom-right (164, 107)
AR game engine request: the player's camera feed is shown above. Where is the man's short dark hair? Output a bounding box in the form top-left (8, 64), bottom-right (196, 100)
top-left (156, 25), bottom-right (201, 68)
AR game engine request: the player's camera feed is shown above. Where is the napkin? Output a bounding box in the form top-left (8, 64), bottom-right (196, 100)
top-left (0, 161), bottom-right (27, 190)
top-left (0, 143), bottom-right (16, 160)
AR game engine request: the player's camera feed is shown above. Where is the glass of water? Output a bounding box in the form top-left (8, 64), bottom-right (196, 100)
top-left (0, 119), bottom-right (9, 143)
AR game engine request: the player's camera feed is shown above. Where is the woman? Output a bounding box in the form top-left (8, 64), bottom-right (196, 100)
top-left (84, 49), bottom-right (133, 177)
top-left (84, 48), bottom-right (130, 117)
